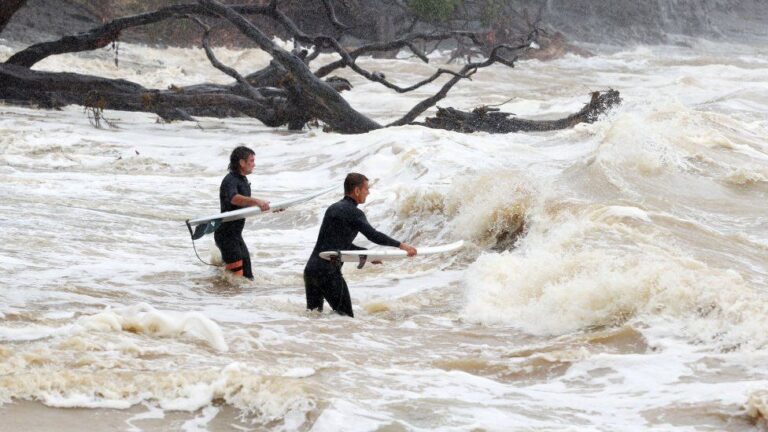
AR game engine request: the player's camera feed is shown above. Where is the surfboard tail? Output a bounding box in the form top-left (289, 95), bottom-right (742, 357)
top-left (187, 219), bottom-right (221, 240)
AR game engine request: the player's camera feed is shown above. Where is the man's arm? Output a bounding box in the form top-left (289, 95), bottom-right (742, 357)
top-left (355, 213), bottom-right (417, 256)
top-left (232, 194), bottom-right (269, 211)
top-left (221, 176), bottom-right (270, 211)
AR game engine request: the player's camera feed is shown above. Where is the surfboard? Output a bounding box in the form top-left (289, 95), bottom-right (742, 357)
top-left (319, 240), bottom-right (464, 268)
top-left (186, 185), bottom-right (336, 240)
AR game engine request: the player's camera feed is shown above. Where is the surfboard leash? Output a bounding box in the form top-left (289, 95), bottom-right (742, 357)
top-left (186, 219), bottom-right (217, 267)
top-left (190, 237), bottom-right (217, 267)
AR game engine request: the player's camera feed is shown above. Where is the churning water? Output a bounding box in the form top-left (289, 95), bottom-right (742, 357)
top-left (0, 38), bottom-right (767, 430)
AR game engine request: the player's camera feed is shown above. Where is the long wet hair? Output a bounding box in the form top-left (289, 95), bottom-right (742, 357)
top-left (228, 146), bottom-right (255, 173)
top-left (344, 173), bottom-right (368, 194)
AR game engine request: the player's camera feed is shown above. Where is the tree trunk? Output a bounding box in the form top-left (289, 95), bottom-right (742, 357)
top-left (199, 0), bottom-right (382, 134)
top-left (0, 63), bottom-right (304, 125)
top-left (0, 0), bottom-right (27, 34)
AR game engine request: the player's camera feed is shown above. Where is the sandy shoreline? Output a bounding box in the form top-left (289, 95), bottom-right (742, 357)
top-left (0, 400), bottom-right (257, 432)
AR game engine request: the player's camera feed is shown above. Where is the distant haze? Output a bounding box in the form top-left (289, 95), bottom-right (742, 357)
top-left (538, 0), bottom-right (768, 44)
top-left (2, 0), bottom-right (768, 46)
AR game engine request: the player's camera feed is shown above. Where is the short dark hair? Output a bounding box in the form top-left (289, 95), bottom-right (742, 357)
top-left (228, 146), bottom-right (255, 173)
top-left (344, 173), bottom-right (368, 194)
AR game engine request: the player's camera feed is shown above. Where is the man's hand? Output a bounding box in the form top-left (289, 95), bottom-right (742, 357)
top-left (254, 199), bottom-right (270, 211)
top-left (399, 243), bottom-right (417, 257)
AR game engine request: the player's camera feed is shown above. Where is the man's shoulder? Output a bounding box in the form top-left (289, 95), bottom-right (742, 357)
top-left (342, 199), bottom-right (367, 218)
top-left (327, 198), bottom-right (359, 214)
top-left (220, 171), bottom-right (244, 185)
top-left (326, 198), bottom-right (344, 212)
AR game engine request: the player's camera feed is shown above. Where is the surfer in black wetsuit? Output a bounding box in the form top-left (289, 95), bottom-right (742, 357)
top-left (215, 146), bottom-right (270, 279)
top-left (304, 173), bottom-right (417, 317)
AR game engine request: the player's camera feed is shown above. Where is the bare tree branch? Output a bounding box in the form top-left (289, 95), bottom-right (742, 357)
top-left (389, 41), bottom-right (533, 126)
top-left (319, 0), bottom-right (348, 31)
top-left (0, 0), bottom-right (27, 34)
top-left (4, 0), bottom-right (354, 68)
top-left (4, 4), bottom-right (279, 68)
top-left (315, 35), bottom-right (474, 94)
top-left (305, 47), bottom-right (322, 63)
top-left (187, 15), bottom-right (266, 102)
top-left (315, 32), bottom-right (479, 77)
top-left (198, 0), bottom-right (381, 133)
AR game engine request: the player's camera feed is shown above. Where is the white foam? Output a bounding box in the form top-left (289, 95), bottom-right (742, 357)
top-left (723, 165), bottom-right (768, 185)
top-left (0, 324), bottom-right (73, 342)
top-left (747, 390), bottom-right (768, 425)
top-left (76, 303), bottom-right (229, 352)
top-left (462, 203), bottom-right (768, 350)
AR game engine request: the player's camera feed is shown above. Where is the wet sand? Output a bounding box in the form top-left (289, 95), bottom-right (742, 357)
top-left (0, 400), bottom-right (256, 432)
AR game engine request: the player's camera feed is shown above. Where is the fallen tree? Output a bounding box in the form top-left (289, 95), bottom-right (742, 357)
top-left (424, 90), bottom-right (622, 133)
top-left (0, 61), bottom-right (302, 124)
top-left (0, 0), bottom-right (620, 133)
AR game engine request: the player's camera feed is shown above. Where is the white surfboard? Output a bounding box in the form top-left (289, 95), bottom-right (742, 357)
top-left (319, 240), bottom-right (464, 268)
top-left (186, 185), bottom-right (336, 239)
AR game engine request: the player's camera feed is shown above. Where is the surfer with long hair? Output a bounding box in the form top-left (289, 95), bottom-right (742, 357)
top-left (215, 146), bottom-right (271, 279)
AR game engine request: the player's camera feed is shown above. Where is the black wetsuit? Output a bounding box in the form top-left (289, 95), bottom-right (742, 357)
top-left (304, 196), bottom-right (401, 317)
top-left (214, 171), bottom-right (253, 279)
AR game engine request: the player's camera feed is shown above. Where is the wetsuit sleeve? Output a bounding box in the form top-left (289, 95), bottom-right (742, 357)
top-left (221, 176), bottom-right (239, 205)
top-left (354, 212), bottom-right (401, 247)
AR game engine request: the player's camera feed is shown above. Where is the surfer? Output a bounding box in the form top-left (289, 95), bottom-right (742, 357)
top-left (215, 146), bottom-right (270, 279)
top-left (304, 173), bottom-right (417, 317)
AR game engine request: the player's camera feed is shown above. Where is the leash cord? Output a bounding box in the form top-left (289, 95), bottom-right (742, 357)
top-left (191, 238), bottom-right (217, 267)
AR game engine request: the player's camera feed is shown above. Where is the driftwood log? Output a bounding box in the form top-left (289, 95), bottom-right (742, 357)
top-left (424, 90), bottom-right (622, 133)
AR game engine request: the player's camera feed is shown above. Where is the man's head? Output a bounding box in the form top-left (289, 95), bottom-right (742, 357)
top-left (228, 146), bottom-right (255, 176)
top-left (344, 173), bottom-right (369, 204)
